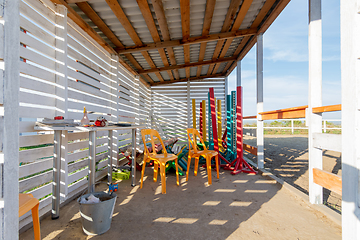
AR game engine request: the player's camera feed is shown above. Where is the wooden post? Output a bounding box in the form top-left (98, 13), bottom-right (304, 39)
top-left (111, 55), bottom-right (119, 166)
top-left (1, 0), bottom-right (20, 238)
top-left (55, 5), bottom-right (69, 202)
top-left (192, 99), bottom-right (196, 129)
top-left (308, 0), bottom-right (323, 205)
top-left (202, 100), bottom-right (206, 142)
top-left (256, 34), bottom-right (264, 169)
top-left (187, 80), bottom-right (191, 128)
top-left (340, 0), bottom-right (360, 238)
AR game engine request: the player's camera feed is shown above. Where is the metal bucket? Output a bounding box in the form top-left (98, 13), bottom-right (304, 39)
top-left (78, 192), bottom-right (117, 235)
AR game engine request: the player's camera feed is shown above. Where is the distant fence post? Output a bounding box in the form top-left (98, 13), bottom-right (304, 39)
top-left (323, 120), bottom-right (327, 133)
top-left (291, 119), bottom-right (294, 134)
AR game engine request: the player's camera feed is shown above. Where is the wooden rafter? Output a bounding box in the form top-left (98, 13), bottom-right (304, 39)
top-left (136, 0), bottom-right (174, 81)
top-left (224, 0), bottom-right (289, 76)
top-left (180, 0), bottom-right (190, 78)
top-left (138, 56), bottom-right (237, 74)
top-left (75, 2), bottom-right (153, 84)
top-left (211, 0), bottom-right (253, 74)
top-left (151, 0), bottom-right (180, 80)
top-left (150, 73), bottom-right (224, 86)
top-left (197, 0), bottom-right (216, 77)
top-left (207, 0), bottom-right (243, 75)
top-left (50, 0), bottom-right (150, 87)
top-left (115, 29), bottom-right (256, 54)
top-left (105, 0), bottom-right (164, 82)
top-left (66, 0), bottom-right (88, 3)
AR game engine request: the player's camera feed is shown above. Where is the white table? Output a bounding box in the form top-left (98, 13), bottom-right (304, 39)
top-left (34, 125), bottom-right (145, 219)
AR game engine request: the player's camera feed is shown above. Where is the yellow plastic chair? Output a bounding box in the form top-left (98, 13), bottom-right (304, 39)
top-left (19, 193), bottom-right (41, 240)
top-left (140, 129), bottom-right (179, 194)
top-left (186, 128), bottom-right (219, 185)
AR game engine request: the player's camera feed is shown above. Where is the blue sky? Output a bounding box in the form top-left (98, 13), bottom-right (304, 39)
top-left (227, 0), bottom-right (341, 119)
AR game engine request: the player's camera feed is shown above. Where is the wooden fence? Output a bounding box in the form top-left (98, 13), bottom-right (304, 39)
top-left (17, 0), bottom-right (150, 228)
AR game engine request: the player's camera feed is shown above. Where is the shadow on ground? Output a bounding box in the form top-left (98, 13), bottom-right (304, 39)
top-left (20, 165), bottom-right (341, 240)
top-left (243, 135), bottom-right (342, 213)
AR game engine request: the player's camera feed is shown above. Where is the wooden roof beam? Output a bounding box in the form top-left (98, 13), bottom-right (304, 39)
top-left (105, 0), bottom-right (164, 82)
top-left (115, 28), bottom-right (257, 54)
top-left (207, 0), bottom-right (243, 75)
top-left (180, 0), bottom-right (191, 78)
top-left (138, 57), bottom-right (237, 74)
top-left (196, 0), bottom-right (216, 77)
top-left (151, 0), bottom-right (180, 80)
top-left (150, 73), bottom-right (225, 86)
top-left (74, 1), bottom-right (153, 85)
top-left (136, 0), bottom-right (174, 81)
top-left (211, 0), bottom-right (253, 74)
top-left (223, 0), bottom-right (283, 75)
top-left (50, 0), bottom-right (150, 87)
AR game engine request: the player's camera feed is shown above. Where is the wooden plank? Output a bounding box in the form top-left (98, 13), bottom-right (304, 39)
top-left (151, 0), bottom-right (179, 79)
top-left (19, 158), bottom-right (53, 178)
top-left (19, 170), bottom-right (52, 192)
top-left (18, 105), bottom-right (55, 119)
top-left (139, 57), bottom-right (237, 74)
top-left (212, 0), bottom-right (253, 74)
top-left (243, 143), bottom-right (257, 156)
top-left (312, 133), bottom-right (342, 152)
top-left (20, 46), bottom-right (55, 70)
top-left (19, 146), bottom-right (53, 163)
top-left (19, 134), bottom-right (54, 148)
top-left (22, 0), bottom-right (56, 23)
top-left (67, 68), bottom-right (104, 90)
top-left (20, 31), bottom-right (55, 58)
top-left (67, 58), bottom-right (109, 84)
top-left (28, 182), bottom-right (52, 200)
top-left (20, 75), bottom-right (55, 95)
top-left (20, 1), bottom-right (56, 35)
top-left (243, 115), bottom-right (257, 119)
top-left (19, 61), bottom-right (55, 82)
top-left (150, 74), bottom-right (224, 86)
top-left (20, 15), bottom-right (55, 46)
top-left (312, 104), bottom-right (341, 113)
top-left (313, 168), bottom-right (342, 195)
top-left (260, 109), bottom-right (306, 120)
top-left (67, 87), bottom-right (111, 107)
top-left (19, 91), bottom-right (55, 107)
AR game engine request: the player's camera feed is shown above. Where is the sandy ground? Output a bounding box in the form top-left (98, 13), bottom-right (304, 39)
top-left (20, 167), bottom-right (341, 240)
top-left (243, 134), bottom-right (342, 212)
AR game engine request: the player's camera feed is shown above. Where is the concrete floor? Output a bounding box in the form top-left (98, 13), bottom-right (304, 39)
top-left (20, 167), bottom-right (342, 240)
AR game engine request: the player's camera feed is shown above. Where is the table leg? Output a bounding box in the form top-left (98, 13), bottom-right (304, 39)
top-left (88, 131), bottom-right (96, 193)
top-left (52, 130), bottom-right (61, 219)
top-left (131, 128), bottom-right (136, 187)
top-left (108, 130), bottom-right (113, 184)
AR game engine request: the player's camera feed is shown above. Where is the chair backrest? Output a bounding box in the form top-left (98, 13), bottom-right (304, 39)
top-left (187, 128), bottom-right (207, 153)
top-left (141, 129), bottom-right (168, 157)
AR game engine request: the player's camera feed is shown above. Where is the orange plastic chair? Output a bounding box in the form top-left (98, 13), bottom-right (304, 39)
top-left (140, 129), bottom-right (179, 194)
top-left (186, 128), bottom-right (219, 185)
top-left (19, 193), bottom-right (41, 240)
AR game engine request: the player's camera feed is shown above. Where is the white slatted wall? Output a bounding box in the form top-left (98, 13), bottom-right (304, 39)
top-left (151, 80), bottom-right (225, 142)
top-left (17, 0), bottom-right (150, 228)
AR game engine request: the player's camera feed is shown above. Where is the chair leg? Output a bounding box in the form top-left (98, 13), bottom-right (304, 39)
top-left (194, 157), bottom-right (199, 176)
top-left (31, 203), bottom-right (41, 240)
top-left (175, 159), bottom-right (179, 186)
top-left (186, 155), bottom-right (192, 181)
top-left (206, 156), bottom-right (212, 185)
top-left (160, 163), bottom-right (166, 194)
top-left (140, 158), bottom-right (147, 189)
top-left (215, 155), bottom-right (220, 179)
top-left (153, 161), bottom-right (159, 182)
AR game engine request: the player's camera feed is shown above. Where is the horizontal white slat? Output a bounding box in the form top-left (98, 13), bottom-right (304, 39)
top-left (68, 168), bottom-right (88, 183)
top-left (28, 182), bottom-right (52, 200)
top-left (313, 133), bottom-right (342, 152)
top-left (19, 61), bottom-right (55, 82)
top-left (20, 31), bottom-right (55, 58)
top-left (68, 87), bottom-right (111, 107)
top-left (68, 146), bottom-right (108, 164)
top-left (68, 58), bottom-right (110, 85)
top-left (68, 101), bottom-right (110, 117)
top-left (19, 134), bottom-right (54, 148)
top-left (19, 105), bottom-right (55, 118)
top-left (20, 15), bottom-right (55, 46)
top-left (67, 67), bottom-right (104, 90)
top-left (20, 47), bottom-right (55, 71)
top-left (19, 158), bottom-right (53, 178)
top-left (22, 0), bottom-right (56, 26)
top-left (19, 147), bottom-right (52, 166)
top-left (67, 18), bottom-right (111, 61)
top-left (67, 130), bottom-right (107, 141)
top-left (19, 170), bottom-right (52, 192)
top-left (20, 1), bottom-right (55, 36)
top-left (19, 90), bottom-right (55, 107)
top-left (20, 75), bottom-right (55, 95)
top-left (68, 79), bottom-right (110, 100)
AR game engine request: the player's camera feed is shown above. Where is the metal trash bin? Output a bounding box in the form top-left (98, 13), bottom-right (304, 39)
top-left (78, 192), bottom-right (117, 235)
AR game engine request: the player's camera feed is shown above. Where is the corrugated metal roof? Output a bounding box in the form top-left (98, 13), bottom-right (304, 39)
top-left (67, 0), bottom-right (288, 86)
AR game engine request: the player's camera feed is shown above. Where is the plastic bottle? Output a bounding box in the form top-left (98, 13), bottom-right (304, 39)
top-left (81, 107), bottom-right (90, 126)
